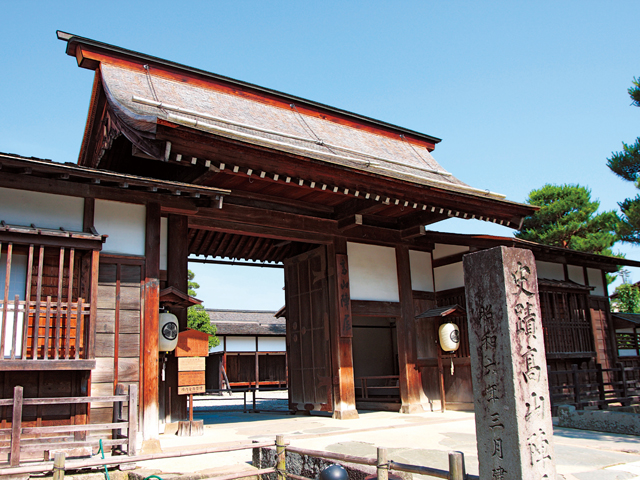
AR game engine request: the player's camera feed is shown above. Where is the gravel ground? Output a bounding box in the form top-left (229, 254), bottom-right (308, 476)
top-left (193, 389), bottom-right (290, 412)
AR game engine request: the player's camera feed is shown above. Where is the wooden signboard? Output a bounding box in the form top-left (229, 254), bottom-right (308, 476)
top-left (178, 357), bottom-right (206, 371)
top-left (177, 385), bottom-right (206, 395)
top-left (174, 329), bottom-right (209, 436)
top-left (178, 371), bottom-right (206, 387)
top-left (175, 329), bottom-right (210, 357)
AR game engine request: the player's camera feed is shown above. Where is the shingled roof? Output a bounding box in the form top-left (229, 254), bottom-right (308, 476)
top-left (99, 61), bottom-right (495, 199)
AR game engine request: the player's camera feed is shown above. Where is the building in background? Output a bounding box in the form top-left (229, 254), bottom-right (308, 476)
top-left (206, 309), bottom-right (286, 390)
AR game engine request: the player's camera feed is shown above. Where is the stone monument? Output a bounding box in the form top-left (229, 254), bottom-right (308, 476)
top-left (463, 246), bottom-right (556, 479)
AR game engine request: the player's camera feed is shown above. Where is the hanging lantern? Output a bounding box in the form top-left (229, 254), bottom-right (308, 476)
top-left (438, 322), bottom-right (460, 352)
top-left (159, 311), bottom-right (179, 352)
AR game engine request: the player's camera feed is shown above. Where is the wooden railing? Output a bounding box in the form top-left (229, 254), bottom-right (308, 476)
top-left (0, 295), bottom-right (91, 362)
top-left (0, 385), bottom-right (137, 466)
top-left (548, 363), bottom-right (640, 413)
top-left (355, 375), bottom-right (400, 401)
top-left (0, 433), bottom-right (476, 480)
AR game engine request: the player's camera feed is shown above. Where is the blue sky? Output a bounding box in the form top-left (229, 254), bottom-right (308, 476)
top-left (1, 1), bottom-right (639, 309)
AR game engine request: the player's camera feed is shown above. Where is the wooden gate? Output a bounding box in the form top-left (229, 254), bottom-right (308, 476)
top-left (284, 246), bottom-right (333, 412)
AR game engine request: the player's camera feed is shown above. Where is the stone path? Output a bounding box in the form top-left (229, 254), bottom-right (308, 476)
top-left (140, 403), bottom-right (640, 480)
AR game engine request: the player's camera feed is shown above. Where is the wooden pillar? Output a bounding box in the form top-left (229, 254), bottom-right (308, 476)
top-left (395, 246), bottom-right (424, 414)
top-left (255, 336), bottom-right (260, 390)
top-left (166, 214), bottom-right (189, 422)
top-left (83, 198), bottom-right (95, 233)
top-left (167, 215), bottom-right (189, 328)
top-left (327, 239), bottom-right (358, 419)
top-left (142, 203), bottom-right (161, 440)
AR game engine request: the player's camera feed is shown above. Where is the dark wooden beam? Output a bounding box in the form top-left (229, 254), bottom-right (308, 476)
top-left (351, 300), bottom-right (401, 317)
top-left (401, 225), bottom-right (426, 240)
top-left (155, 125), bottom-right (534, 221)
top-left (337, 214), bottom-right (363, 232)
top-left (397, 209), bottom-right (448, 229)
top-left (0, 172), bottom-right (202, 212)
top-left (332, 198), bottom-right (385, 220)
top-left (432, 251), bottom-right (468, 269)
top-left (83, 198), bottom-right (95, 233)
top-left (189, 216), bottom-right (332, 244)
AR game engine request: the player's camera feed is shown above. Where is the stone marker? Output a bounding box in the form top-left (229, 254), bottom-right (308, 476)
top-left (463, 246), bottom-right (556, 480)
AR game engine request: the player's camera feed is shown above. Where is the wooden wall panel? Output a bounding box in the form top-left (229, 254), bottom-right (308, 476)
top-left (95, 333), bottom-right (115, 357)
top-left (96, 310), bottom-right (116, 333)
top-left (119, 310), bottom-right (141, 333)
top-left (118, 358), bottom-right (140, 382)
top-left (93, 358), bottom-right (115, 383)
top-left (119, 334), bottom-right (140, 357)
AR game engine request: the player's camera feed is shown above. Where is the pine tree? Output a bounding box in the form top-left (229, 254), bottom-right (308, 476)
top-left (187, 270), bottom-right (219, 348)
top-left (516, 184), bottom-right (619, 256)
top-left (607, 77), bottom-right (640, 243)
top-left (611, 283), bottom-right (640, 313)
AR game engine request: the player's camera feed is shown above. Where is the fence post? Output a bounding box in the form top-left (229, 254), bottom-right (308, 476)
top-left (128, 384), bottom-right (138, 456)
top-left (617, 362), bottom-right (629, 406)
top-left (377, 447), bottom-right (388, 480)
top-left (253, 387), bottom-right (257, 412)
top-left (595, 364), bottom-right (605, 409)
top-left (572, 364), bottom-right (582, 410)
top-left (276, 434), bottom-right (286, 480)
top-left (448, 451), bottom-right (465, 480)
top-left (112, 384), bottom-right (126, 454)
top-left (53, 452), bottom-right (66, 480)
top-left (10, 385), bottom-right (23, 467)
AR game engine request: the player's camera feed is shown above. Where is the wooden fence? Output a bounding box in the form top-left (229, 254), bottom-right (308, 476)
top-left (0, 433), bottom-right (475, 480)
top-left (0, 384), bottom-right (137, 466)
top-left (548, 363), bottom-right (640, 413)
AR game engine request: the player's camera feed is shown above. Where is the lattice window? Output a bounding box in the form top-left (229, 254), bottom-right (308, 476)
top-left (539, 289), bottom-right (595, 356)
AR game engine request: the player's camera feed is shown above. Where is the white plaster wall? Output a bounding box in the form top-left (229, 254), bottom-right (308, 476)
top-left (209, 341), bottom-right (224, 354)
top-left (225, 336), bottom-right (256, 352)
top-left (586, 268), bottom-right (606, 296)
top-left (258, 336), bottom-right (285, 352)
top-left (347, 242), bottom-right (399, 302)
top-left (432, 244), bottom-right (469, 260)
top-left (160, 217), bottom-right (168, 270)
top-left (0, 187), bottom-right (84, 231)
top-left (409, 250), bottom-right (433, 292)
top-left (536, 261), bottom-right (564, 281)
top-left (567, 265), bottom-right (585, 284)
top-left (94, 200), bottom-right (146, 256)
top-left (434, 262), bottom-right (464, 291)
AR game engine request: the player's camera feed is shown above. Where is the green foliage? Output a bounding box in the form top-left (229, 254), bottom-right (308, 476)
top-left (607, 77), bottom-right (640, 243)
top-left (187, 269), bottom-right (219, 348)
top-left (612, 283), bottom-right (640, 313)
top-left (516, 184), bottom-right (619, 256)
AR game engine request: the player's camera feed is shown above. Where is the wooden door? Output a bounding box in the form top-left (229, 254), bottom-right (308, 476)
top-left (92, 257), bottom-right (144, 425)
top-left (284, 246), bottom-right (333, 411)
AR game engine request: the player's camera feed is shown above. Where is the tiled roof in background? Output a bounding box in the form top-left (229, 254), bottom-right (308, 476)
top-left (207, 309), bottom-right (285, 336)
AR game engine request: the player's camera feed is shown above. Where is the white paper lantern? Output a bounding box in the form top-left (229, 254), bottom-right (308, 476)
top-left (438, 322), bottom-right (460, 352)
top-left (159, 311), bottom-right (179, 352)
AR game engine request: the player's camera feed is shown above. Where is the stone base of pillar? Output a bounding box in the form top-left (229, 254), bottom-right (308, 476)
top-left (140, 438), bottom-right (162, 454)
top-left (399, 403), bottom-right (425, 414)
top-left (333, 409), bottom-right (359, 420)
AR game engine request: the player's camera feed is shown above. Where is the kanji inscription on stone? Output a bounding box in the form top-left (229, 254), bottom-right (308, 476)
top-left (463, 246), bottom-right (556, 480)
